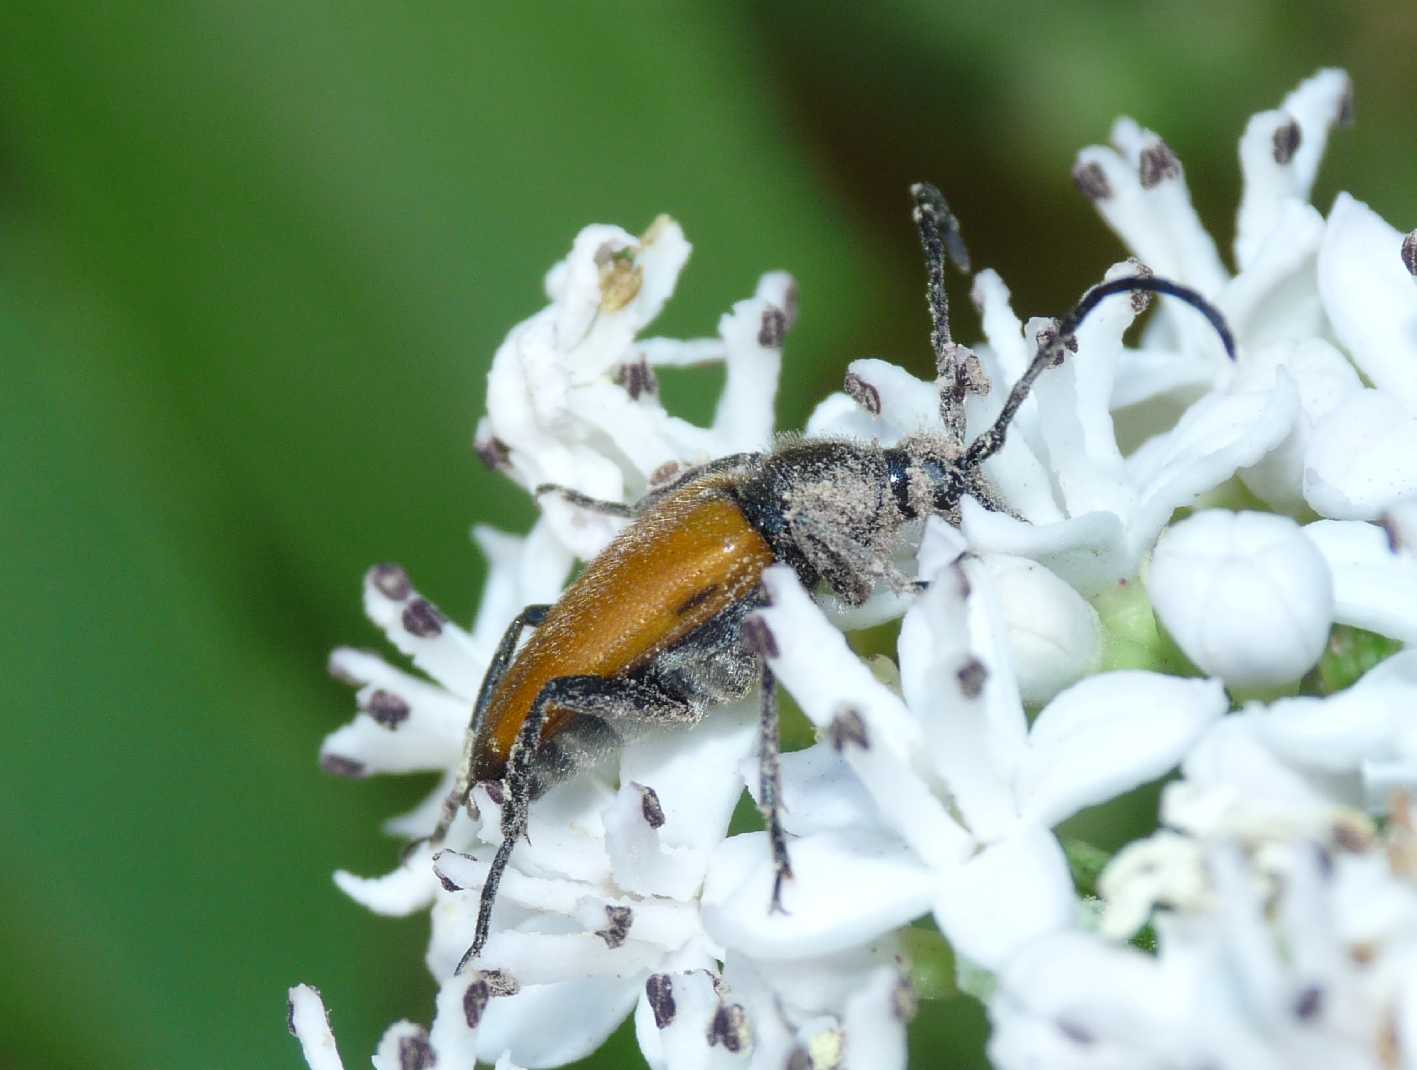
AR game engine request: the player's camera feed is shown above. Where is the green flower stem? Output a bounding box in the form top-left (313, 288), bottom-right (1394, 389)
top-left (1092, 576), bottom-right (1195, 676)
top-left (1060, 837), bottom-right (1114, 898)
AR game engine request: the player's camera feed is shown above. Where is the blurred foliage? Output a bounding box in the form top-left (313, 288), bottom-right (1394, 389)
top-left (1, 3), bottom-right (1413, 1067)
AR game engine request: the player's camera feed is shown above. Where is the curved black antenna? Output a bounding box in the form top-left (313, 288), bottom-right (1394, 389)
top-left (965, 274), bottom-right (1237, 468)
top-left (1060, 275), bottom-right (1236, 361)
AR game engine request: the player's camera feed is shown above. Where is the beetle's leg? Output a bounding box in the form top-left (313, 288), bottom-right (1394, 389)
top-left (534, 452), bottom-right (766, 520)
top-left (533, 484), bottom-right (636, 518)
top-left (628, 451), bottom-right (767, 514)
top-left (458, 673), bottom-right (697, 972)
top-left (429, 603), bottom-right (551, 847)
top-left (758, 661), bottom-right (793, 913)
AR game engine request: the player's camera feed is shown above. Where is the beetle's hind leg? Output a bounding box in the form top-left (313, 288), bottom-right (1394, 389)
top-left (429, 603), bottom-right (551, 848)
top-left (457, 673), bottom-right (699, 973)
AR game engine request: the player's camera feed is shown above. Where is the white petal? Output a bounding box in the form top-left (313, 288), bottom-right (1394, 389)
top-left (1249, 660), bottom-right (1416, 775)
top-left (980, 553), bottom-right (1103, 705)
top-left (750, 742), bottom-right (881, 838)
top-left (841, 967), bottom-right (910, 1070)
top-left (1236, 338), bottom-right (1363, 512)
top-left (841, 357), bottom-right (939, 436)
top-left (476, 976), bottom-right (641, 1069)
top-left (634, 970), bottom-right (747, 1070)
top-left (972, 269), bottom-right (1031, 385)
top-left (988, 931), bottom-right (1177, 1068)
top-left (898, 537), bottom-right (1025, 839)
top-left (361, 566), bottom-right (487, 700)
top-left (1127, 373), bottom-right (1299, 564)
top-left (1108, 118), bottom-right (1228, 296)
top-left (1304, 518), bottom-right (1417, 643)
top-left (1384, 498), bottom-right (1417, 552)
top-left (1111, 344), bottom-right (1216, 411)
top-left (372, 1020), bottom-right (434, 1070)
top-left (804, 391), bottom-right (890, 443)
top-left (602, 783), bottom-right (698, 901)
top-left (1220, 200), bottom-right (1326, 347)
top-left (1304, 389), bottom-right (1417, 520)
top-left (933, 825), bottom-right (1075, 971)
top-left (1164, 717), bottom-right (1337, 838)
top-left (702, 830), bottom-right (934, 960)
top-left (753, 566), bottom-right (972, 865)
top-left (705, 272), bottom-right (793, 454)
top-left (962, 503), bottom-right (1128, 598)
top-left (426, 973), bottom-right (485, 1070)
top-left (334, 843), bottom-right (440, 917)
top-left (1016, 672), bottom-right (1228, 828)
top-left (287, 984), bottom-right (345, 1070)
top-left (470, 520), bottom-right (575, 649)
top-left (638, 336), bottom-right (725, 367)
top-left (1319, 192), bottom-right (1417, 414)
top-left (619, 699), bottom-right (756, 857)
top-left (1148, 510), bottom-right (1333, 689)
top-left (1235, 69), bottom-right (1351, 270)
top-left (1075, 143), bottom-right (1178, 279)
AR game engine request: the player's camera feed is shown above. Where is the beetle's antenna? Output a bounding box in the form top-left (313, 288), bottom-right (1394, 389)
top-left (964, 275), bottom-right (1236, 468)
top-left (910, 182), bottom-right (975, 447)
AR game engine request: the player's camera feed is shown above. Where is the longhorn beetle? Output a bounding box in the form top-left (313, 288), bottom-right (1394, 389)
top-left (430, 182), bottom-right (1235, 973)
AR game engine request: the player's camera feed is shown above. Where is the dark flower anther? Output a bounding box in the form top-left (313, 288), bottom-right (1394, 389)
top-left (708, 1003), bottom-right (749, 1053)
top-left (398, 1032), bottom-right (435, 1070)
top-left (369, 563), bottom-right (412, 601)
top-left (1272, 119), bottom-right (1302, 164)
top-left (829, 707), bottom-right (869, 752)
top-left (463, 978), bottom-right (491, 1029)
top-left (1072, 160), bottom-right (1111, 201)
top-left (758, 306), bottom-right (788, 348)
top-left (402, 598), bottom-right (445, 638)
top-left (596, 905), bottom-right (634, 949)
top-left (646, 974), bottom-right (676, 1029)
top-left (1401, 230), bottom-right (1417, 278)
top-left (366, 689), bottom-right (411, 728)
top-left (320, 753), bottom-right (366, 778)
top-left (957, 656), bottom-right (989, 699)
top-left (1138, 141), bottom-right (1181, 189)
top-left (636, 783), bottom-right (666, 828)
top-left (844, 371), bottom-right (881, 416)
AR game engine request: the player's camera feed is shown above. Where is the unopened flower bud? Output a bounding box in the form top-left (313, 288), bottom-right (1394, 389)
top-left (1149, 511), bottom-right (1333, 690)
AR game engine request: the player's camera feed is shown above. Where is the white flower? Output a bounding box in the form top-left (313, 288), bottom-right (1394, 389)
top-left (424, 699), bottom-right (756, 1068)
top-left (990, 828), bottom-right (1417, 1070)
top-left (713, 520), bottom-right (1226, 975)
top-left (478, 215), bottom-right (795, 559)
top-left (1146, 651), bottom-right (1417, 864)
top-left (287, 982), bottom-right (530, 1070)
top-left (1074, 68), bottom-right (1351, 409)
top-left (959, 265), bottom-right (1296, 595)
top-left (808, 257), bottom-right (1295, 603)
top-left (1148, 510), bottom-right (1334, 690)
top-left (1305, 515), bottom-right (1417, 645)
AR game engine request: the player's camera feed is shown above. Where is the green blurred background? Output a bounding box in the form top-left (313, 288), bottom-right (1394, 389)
top-left (2, 3), bottom-right (1413, 1067)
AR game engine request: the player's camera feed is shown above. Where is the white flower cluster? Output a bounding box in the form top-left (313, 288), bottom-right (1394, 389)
top-left (293, 69), bottom-right (1417, 1070)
